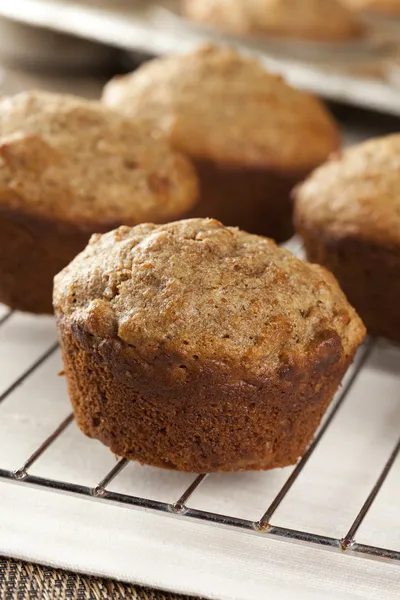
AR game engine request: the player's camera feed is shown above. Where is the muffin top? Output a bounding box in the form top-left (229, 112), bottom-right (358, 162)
top-left (102, 45), bottom-right (339, 172)
top-left (344, 0), bottom-right (400, 14)
top-left (0, 91), bottom-right (198, 227)
top-left (183, 0), bottom-right (361, 41)
top-left (54, 218), bottom-right (365, 378)
top-left (295, 134), bottom-right (400, 247)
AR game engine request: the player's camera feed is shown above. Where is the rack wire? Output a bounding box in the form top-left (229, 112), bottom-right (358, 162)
top-left (0, 309), bottom-right (399, 566)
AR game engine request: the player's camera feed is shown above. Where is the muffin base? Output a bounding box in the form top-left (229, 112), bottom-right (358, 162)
top-left (58, 317), bottom-right (356, 473)
top-left (0, 207), bottom-right (100, 314)
top-left (187, 160), bottom-right (309, 242)
top-left (300, 229), bottom-right (400, 343)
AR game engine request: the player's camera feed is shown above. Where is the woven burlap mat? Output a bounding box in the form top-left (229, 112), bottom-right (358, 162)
top-left (0, 556), bottom-right (199, 600)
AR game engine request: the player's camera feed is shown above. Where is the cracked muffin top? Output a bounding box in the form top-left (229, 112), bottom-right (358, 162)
top-left (183, 0), bottom-right (361, 41)
top-left (102, 45), bottom-right (339, 172)
top-left (0, 91), bottom-right (198, 227)
top-left (295, 134), bottom-right (400, 247)
top-left (54, 218), bottom-right (365, 378)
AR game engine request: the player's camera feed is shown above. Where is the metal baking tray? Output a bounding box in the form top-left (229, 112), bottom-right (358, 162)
top-left (1, 0), bottom-right (400, 116)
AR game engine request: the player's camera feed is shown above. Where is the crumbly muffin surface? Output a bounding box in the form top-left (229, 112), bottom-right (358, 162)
top-left (54, 218), bottom-right (365, 377)
top-left (183, 0), bottom-right (361, 41)
top-left (102, 45), bottom-right (339, 171)
top-left (295, 134), bottom-right (400, 246)
top-left (0, 91), bottom-right (198, 226)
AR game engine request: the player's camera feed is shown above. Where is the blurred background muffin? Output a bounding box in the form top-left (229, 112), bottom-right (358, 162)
top-left (103, 44), bottom-right (339, 242)
top-left (182, 0), bottom-right (362, 41)
top-left (344, 0), bottom-right (400, 14)
top-left (0, 90), bottom-right (198, 314)
top-left (294, 134), bottom-right (400, 343)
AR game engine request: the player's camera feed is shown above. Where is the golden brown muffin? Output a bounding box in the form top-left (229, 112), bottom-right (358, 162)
top-left (295, 134), bottom-right (400, 343)
top-left (0, 91), bottom-right (198, 314)
top-left (102, 45), bottom-right (340, 242)
top-left (183, 0), bottom-right (362, 41)
top-left (54, 218), bottom-right (365, 473)
top-left (344, 0), bottom-right (400, 14)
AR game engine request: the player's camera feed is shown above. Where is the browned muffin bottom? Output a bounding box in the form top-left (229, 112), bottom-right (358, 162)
top-left (102, 45), bottom-right (340, 242)
top-left (54, 218), bottom-right (365, 473)
top-left (295, 134), bottom-right (400, 343)
top-left (0, 209), bottom-right (93, 314)
top-left (300, 235), bottom-right (400, 342)
top-left (186, 160), bottom-right (306, 240)
top-left (0, 91), bottom-right (198, 314)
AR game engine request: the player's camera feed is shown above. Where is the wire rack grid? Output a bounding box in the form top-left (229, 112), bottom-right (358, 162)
top-left (0, 308), bottom-right (399, 567)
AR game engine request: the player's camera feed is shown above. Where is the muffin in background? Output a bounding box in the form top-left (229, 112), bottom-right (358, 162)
top-left (344, 0), bottom-right (400, 14)
top-left (0, 91), bottom-right (198, 314)
top-left (102, 44), bottom-right (340, 242)
top-left (182, 0), bottom-right (362, 41)
top-left (294, 134), bottom-right (400, 343)
top-left (54, 218), bottom-right (365, 473)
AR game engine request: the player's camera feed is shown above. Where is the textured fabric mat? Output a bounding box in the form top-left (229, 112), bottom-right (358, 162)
top-left (0, 556), bottom-right (197, 600)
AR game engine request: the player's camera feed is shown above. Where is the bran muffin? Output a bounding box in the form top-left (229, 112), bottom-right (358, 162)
top-left (102, 45), bottom-right (340, 242)
top-left (0, 91), bottom-right (198, 314)
top-left (54, 218), bottom-right (365, 473)
top-left (183, 0), bottom-right (362, 41)
top-left (295, 134), bottom-right (400, 343)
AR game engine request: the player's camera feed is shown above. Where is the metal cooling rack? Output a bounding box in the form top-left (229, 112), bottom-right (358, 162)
top-left (0, 309), bottom-right (399, 566)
